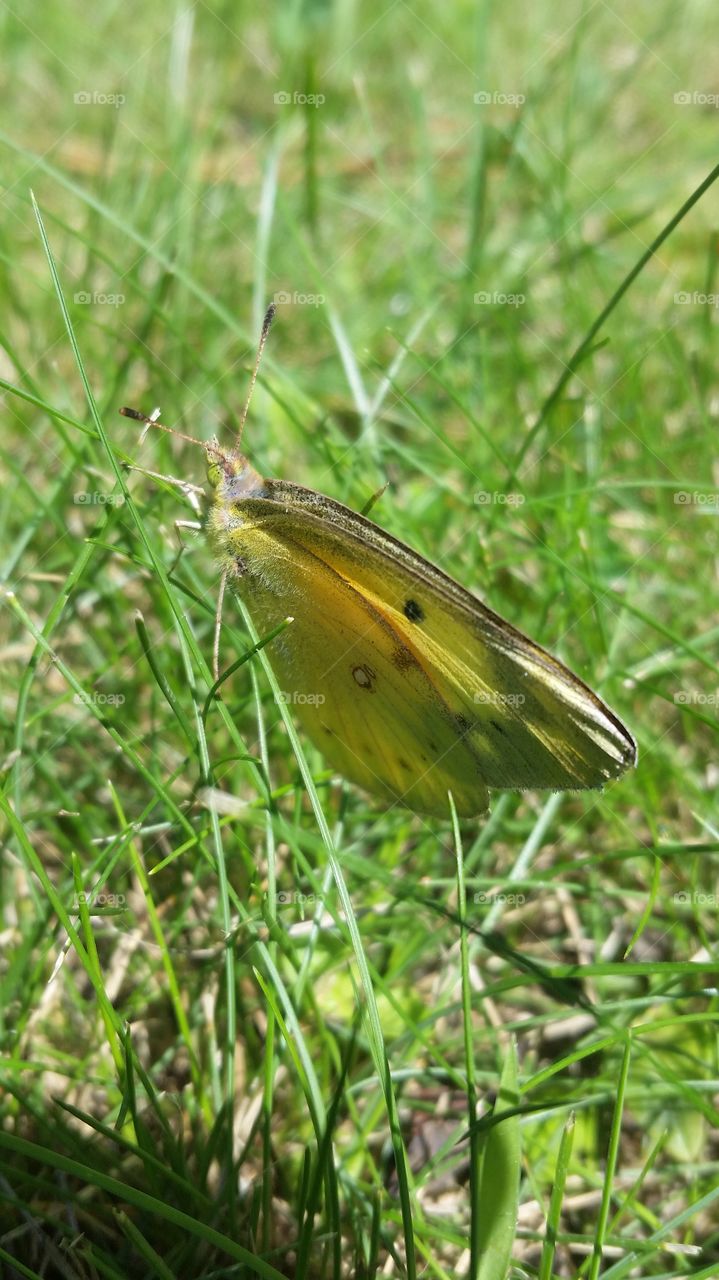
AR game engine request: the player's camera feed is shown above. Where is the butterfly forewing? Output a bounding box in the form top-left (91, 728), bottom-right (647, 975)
top-left (211, 511), bottom-right (490, 815)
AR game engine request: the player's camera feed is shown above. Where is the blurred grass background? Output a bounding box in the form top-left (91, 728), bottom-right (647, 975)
top-left (1, 1), bottom-right (719, 1276)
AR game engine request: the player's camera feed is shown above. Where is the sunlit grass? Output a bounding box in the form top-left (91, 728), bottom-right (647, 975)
top-left (1, 2), bottom-right (718, 1275)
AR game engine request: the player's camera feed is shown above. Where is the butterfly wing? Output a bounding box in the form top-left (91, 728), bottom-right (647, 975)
top-left (209, 473), bottom-right (635, 817)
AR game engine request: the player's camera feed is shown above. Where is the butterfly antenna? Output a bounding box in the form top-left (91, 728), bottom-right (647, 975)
top-left (235, 302), bottom-right (276, 450)
top-left (119, 405), bottom-right (207, 450)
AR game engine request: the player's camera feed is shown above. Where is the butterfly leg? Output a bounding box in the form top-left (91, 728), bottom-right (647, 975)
top-left (168, 519), bottom-right (202, 576)
top-left (213, 567), bottom-right (228, 683)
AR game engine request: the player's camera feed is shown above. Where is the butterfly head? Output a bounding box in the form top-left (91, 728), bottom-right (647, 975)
top-left (205, 441), bottom-right (267, 500)
top-left (205, 440), bottom-right (236, 489)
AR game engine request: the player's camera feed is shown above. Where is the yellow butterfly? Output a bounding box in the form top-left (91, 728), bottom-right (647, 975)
top-left (123, 307), bottom-right (636, 818)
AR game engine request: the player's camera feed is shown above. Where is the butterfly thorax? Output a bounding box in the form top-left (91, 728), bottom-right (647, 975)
top-left (204, 445), bottom-right (276, 579)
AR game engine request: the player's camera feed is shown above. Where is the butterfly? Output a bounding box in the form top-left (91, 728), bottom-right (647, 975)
top-left (122, 307), bottom-right (636, 818)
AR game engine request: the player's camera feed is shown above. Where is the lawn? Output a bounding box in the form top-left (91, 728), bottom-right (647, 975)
top-left (1, 2), bottom-right (718, 1276)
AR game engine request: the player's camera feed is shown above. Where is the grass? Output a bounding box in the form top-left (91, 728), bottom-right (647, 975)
top-left (1, 1), bottom-right (719, 1276)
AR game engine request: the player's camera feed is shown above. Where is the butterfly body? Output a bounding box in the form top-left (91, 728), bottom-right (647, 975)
top-left (206, 451), bottom-right (636, 817)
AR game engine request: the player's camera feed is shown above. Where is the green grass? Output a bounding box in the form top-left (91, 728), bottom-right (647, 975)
top-left (1, 2), bottom-right (719, 1276)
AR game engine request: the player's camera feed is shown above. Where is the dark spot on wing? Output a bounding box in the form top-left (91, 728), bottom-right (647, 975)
top-left (352, 664), bottom-right (376, 692)
top-left (490, 719), bottom-right (506, 735)
top-left (404, 598), bottom-right (424, 622)
top-left (398, 757), bottom-right (411, 771)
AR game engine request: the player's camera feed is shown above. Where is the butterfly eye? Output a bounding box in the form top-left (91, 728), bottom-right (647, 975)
top-left (206, 461), bottom-right (224, 489)
top-left (404, 598), bottom-right (424, 622)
